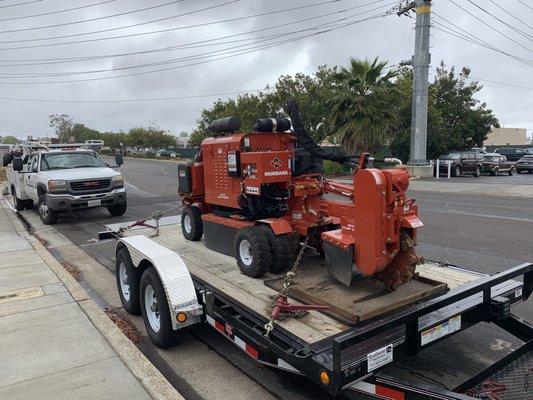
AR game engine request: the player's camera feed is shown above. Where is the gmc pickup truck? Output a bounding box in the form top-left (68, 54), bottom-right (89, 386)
top-left (7, 147), bottom-right (127, 224)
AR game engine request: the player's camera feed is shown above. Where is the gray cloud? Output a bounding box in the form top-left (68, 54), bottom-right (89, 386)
top-left (0, 0), bottom-right (531, 139)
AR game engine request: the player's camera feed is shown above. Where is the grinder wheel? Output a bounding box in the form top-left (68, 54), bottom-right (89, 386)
top-left (234, 226), bottom-right (272, 278)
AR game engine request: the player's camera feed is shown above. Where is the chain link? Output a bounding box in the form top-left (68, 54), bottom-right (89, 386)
top-left (263, 234), bottom-right (311, 337)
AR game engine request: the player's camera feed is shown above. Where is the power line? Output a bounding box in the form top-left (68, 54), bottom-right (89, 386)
top-left (0, 0), bottom-right (339, 45)
top-left (0, 11), bottom-right (390, 84)
top-left (0, 0), bottom-right (389, 63)
top-left (517, 0), bottom-right (533, 11)
top-left (0, 0), bottom-right (192, 34)
top-left (429, 66), bottom-right (533, 91)
top-left (0, 3), bottom-right (394, 76)
top-left (486, 0), bottom-right (533, 31)
top-left (432, 12), bottom-right (533, 67)
top-left (432, 24), bottom-right (533, 68)
top-left (0, 0), bottom-right (43, 9)
top-left (0, 0), bottom-right (115, 22)
top-left (449, 0), bottom-right (533, 53)
top-left (0, 89), bottom-right (271, 103)
top-left (464, 0), bottom-right (533, 42)
top-left (0, 0), bottom-right (382, 50)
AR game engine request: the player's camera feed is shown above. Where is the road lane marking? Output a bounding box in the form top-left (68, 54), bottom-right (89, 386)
top-left (125, 182), bottom-right (158, 198)
top-left (423, 208), bottom-right (533, 223)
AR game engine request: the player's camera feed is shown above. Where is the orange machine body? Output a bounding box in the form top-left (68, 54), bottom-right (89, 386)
top-left (180, 130), bottom-right (422, 287)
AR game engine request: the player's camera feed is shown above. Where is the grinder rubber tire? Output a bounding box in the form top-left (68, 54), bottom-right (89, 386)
top-left (235, 226), bottom-right (272, 278)
top-left (260, 225), bottom-right (296, 274)
top-left (181, 206), bottom-right (203, 241)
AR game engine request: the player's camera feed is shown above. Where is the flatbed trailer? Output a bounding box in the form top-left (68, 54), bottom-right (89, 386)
top-left (113, 223), bottom-right (533, 399)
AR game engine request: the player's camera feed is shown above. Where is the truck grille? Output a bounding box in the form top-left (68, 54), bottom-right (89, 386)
top-left (70, 179), bottom-right (110, 192)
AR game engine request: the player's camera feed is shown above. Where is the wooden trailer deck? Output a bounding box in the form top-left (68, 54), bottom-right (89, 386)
top-left (127, 224), bottom-right (482, 344)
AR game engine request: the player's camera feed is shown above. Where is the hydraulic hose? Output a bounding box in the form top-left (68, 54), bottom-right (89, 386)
top-left (286, 100), bottom-right (355, 167)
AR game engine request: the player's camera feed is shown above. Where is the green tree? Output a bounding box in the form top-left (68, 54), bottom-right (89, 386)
top-left (190, 67), bottom-right (337, 147)
top-left (49, 114), bottom-right (73, 143)
top-left (1, 135), bottom-right (20, 144)
top-left (70, 123), bottom-right (101, 143)
top-left (126, 126), bottom-right (176, 150)
top-left (390, 62), bottom-right (499, 161)
top-left (329, 57), bottom-right (399, 154)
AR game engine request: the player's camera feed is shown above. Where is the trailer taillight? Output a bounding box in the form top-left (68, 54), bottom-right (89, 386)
top-left (176, 312), bottom-right (187, 323)
top-left (320, 370), bottom-right (330, 386)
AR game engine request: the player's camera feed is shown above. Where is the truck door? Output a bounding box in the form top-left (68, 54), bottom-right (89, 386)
top-left (24, 154), bottom-right (39, 200)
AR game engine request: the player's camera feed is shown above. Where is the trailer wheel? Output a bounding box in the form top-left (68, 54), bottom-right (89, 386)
top-left (140, 267), bottom-right (175, 348)
top-left (24, 199), bottom-right (34, 210)
top-left (115, 248), bottom-right (141, 315)
top-left (260, 225), bottom-right (296, 273)
top-left (12, 190), bottom-right (25, 212)
top-left (181, 206), bottom-right (203, 241)
top-left (235, 226), bottom-right (272, 278)
top-left (37, 195), bottom-right (58, 225)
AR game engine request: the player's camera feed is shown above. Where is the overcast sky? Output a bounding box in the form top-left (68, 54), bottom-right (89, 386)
top-left (0, 0), bottom-right (531, 140)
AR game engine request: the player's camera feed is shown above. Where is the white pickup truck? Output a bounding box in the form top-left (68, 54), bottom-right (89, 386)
top-left (6, 147), bottom-right (127, 224)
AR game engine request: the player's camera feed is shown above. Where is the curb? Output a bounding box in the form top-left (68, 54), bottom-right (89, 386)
top-left (1, 192), bottom-right (184, 400)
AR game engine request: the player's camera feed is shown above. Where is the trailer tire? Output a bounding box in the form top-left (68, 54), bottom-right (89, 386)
top-left (181, 206), bottom-right (203, 241)
top-left (37, 195), bottom-right (58, 225)
top-left (140, 267), bottom-right (175, 348)
top-left (116, 248), bottom-right (141, 315)
top-left (260, 225), bottom-right (296, 273)
top-left (24, 199), bottom-right (34, 210)
top-left (235, 226), bottom-right (272, 278)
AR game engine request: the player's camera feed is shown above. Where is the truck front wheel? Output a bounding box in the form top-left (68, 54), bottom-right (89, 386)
top-left (37, 195), bottom-right (58, 225)
top-left (140, 267), bottom-right (175, 348)
top-left (108, 202), bottom-right (127, 217)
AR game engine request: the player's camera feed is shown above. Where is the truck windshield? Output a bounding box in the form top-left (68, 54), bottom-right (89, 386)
top-left (41, 152), bottom-right (106, 170)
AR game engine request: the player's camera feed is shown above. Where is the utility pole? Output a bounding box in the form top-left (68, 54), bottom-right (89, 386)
top-left (398, 0), bottom-right (432, 165)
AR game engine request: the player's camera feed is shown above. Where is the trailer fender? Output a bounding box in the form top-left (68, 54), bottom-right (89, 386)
top-left (117, 235), bottom-right (203, 330)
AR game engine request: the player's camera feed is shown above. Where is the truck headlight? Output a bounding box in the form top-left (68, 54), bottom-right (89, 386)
top-left (112, 174), bottom-right (124, 186)
top-left (48, 180), bottom-right (67, 191)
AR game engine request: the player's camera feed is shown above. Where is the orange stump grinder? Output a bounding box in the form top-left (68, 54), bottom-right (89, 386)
top-left (178, 101), bottom-right (423, 290)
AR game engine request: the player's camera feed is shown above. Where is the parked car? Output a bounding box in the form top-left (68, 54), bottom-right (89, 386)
top-left (482, 153), bottom-right (516, 176)
top-left (493, 147), bottom-right (526, 161)
top-left (436, 151), bottom-right (483, 177)
top-left (516, 155), bottom-right (533, 174)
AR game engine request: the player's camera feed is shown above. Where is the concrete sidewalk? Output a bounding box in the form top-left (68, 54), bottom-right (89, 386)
top-left (0, 198), bottom-right (176, 399)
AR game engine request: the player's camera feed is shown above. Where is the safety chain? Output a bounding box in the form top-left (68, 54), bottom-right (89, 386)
top-left (263, 234), bottom-right (311, 337)
top-left (116, 203), bottom-right (183, 238)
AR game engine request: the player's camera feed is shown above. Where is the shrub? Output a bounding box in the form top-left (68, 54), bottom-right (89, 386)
top-left (323, 160), bottom-right (350, 176)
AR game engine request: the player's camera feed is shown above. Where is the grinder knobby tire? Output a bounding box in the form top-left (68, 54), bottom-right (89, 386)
top-left (181, 206), bottom-right (203, 241)
top-left (235, 226), bottom-right (272, 278)
top-left (260, 225), bottom-right (296, 273)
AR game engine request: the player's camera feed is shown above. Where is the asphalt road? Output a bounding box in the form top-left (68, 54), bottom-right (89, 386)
top-left (45, 157), bottom-right (533, 399)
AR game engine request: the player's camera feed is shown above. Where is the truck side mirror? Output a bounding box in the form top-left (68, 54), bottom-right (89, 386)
top-left (12, 157), bottom-right (23, 172)
top-left (114, 153), bottom-right (124, 167)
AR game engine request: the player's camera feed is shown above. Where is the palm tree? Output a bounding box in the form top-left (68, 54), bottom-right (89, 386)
top-left (329, 57), bottom-right (399, 154)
